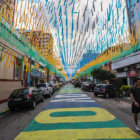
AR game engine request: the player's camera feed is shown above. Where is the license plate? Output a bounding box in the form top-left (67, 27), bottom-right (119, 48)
top-left (14, 98), bottom-right (22, 101)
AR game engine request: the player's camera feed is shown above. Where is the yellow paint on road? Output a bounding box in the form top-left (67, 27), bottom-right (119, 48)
top-left (35, 107), bottom-right (115, 123)
top-left (15, 127), bottom-right (140, 140)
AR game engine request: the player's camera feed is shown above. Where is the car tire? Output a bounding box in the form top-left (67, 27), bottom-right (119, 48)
top-left (94, 93), bottom-right (98, 96)
top-left (48, 92), bottom-right (51, 97)
top-left (9, 107), bottom-right (15, 112)
top-left (105, 93), bottom-right (110, 98)
top-left (32, 100), bottom-right (36, 109)
top-left (41, 96), bottom-right (44, 102)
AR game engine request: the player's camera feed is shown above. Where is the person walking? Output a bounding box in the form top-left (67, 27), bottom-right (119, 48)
top-left (114, 87), bottom-right (120, 102)
top-left (130, 78), bottom-right (140, 131)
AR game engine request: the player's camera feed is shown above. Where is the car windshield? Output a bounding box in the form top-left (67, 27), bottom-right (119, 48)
top-left (36, 84), bottom-right (40, 88)
top-left (95, 85), bottom-right (102, 88)
top-left (38, 84), bottom-right (46, 87)
top-left (100, 85), bottom-right (106, 89)
top-left (48, 84), bottom-right (53, 87)
top-left (10, 88), bottom-right (28, 97)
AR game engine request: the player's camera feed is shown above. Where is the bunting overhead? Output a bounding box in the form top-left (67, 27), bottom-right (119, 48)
top-left (44, 0), bottom-right (129, 77)
top-left (0, 0), bottom-right (140, 79)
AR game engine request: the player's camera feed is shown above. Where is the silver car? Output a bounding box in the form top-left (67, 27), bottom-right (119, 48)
top-left (46, 83), bottom-right (54, 94)
top-left (36, 83), bottom-right (51, 97)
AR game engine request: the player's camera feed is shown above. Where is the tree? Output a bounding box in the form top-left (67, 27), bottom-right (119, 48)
top-left (91, 68), bottom-right (115, 82)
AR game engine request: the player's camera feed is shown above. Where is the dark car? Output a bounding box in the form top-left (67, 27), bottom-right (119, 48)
top-left (94, 84), bottom-right (123, 98)
top-left (81, 82), bottom-right (96, 92)
top-left (94, 84), bottom-right (103, 96)
top-left (74, 81), bottom-right (81, 87)
top-left (8, 87), bottom-right (44, 111)
top-left (81, 82), bottom-right (88, 89)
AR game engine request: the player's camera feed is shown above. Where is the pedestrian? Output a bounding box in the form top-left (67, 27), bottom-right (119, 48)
top-left (130, 78), bottom-right (140, 131)
top-left (114, 87), bottom-right (120, 102)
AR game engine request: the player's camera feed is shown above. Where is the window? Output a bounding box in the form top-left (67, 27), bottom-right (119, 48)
top-left (39, 84), bottom-right (46, 87)
top-left (14, 57), bottom-right (22, 80)
top-left (11, 88), bottom-right (28, 97)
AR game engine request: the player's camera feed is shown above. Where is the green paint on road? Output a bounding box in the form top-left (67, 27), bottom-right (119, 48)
top-left (23, 118), bottom-right (126, 132)
top-left (50, 111), bottom-right (96, 117)
top-left (59, 86), bottom-right (82, 94)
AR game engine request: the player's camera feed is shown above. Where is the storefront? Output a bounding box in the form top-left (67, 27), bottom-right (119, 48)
top-left (116, 72), bottom-right (127, 85)
top-left (30, 69), bottom-right (42, 86)
top-left (128, 70), bottom-right (139, 85)
top-left (112, 51), bottom-right (140, 86)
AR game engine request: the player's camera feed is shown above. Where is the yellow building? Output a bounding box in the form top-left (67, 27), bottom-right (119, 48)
top-left (0, 0), bottom-right (15, 25)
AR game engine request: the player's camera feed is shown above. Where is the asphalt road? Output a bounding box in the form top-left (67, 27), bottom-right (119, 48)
top-left (0, 86), bottom-right (140, 140)
top-left (0, 90), bottom-right (60, 140)
top-left (85, 89), bottom-right (140, 135)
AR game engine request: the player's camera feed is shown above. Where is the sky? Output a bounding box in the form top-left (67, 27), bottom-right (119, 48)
top-left (15, 0), bottom-right (128, 77)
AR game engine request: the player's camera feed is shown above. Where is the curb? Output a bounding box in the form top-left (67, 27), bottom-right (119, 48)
top-left (120, 97), bottom-right (131, 103)
top-left (0, 108), bottom-right (9, 115)
top-left (0, 98), bottom-right (8, 104)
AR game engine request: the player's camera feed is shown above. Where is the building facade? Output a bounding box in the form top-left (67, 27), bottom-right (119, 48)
top-left (0, 0), bottom-right (15, 25)
top-left (0, 36), bottom-right (24, 102)
top-left (112, 48), bottom-right (140, 85)
top-left (111, 0), bottom-right (140, 86)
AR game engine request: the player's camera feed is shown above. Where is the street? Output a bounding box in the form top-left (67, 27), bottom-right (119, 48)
top-left (0, 84), bottom-right (140, 140)
top-left (0, 0), bottom-right (140, 140)
top-left (86, 90), bottom-right (139, 134)
top-left (0, 91), bottom-right (59, 140)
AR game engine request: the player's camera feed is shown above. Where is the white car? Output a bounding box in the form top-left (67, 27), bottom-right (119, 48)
top-left (36, 83), bottom-right (51, 97)
top-left (46, 83), bottom-right (54, 95)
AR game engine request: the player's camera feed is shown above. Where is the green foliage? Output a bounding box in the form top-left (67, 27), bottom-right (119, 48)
top-left (91, 68), bottom-right (115, 82)
top-left (40, 80), bottom-right (45, 83)
top-left (120, 85), bottom-right (131, 91)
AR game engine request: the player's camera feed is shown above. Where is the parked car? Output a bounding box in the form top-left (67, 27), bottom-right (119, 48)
top-left (8, 87), bottom-right (44, 111)
top-left (47, 83), bottom-right (54, 94)
top-left (94, 84), bottom-right (123, 98)
top-left (61, 81), bottom-right (66, 85)
top-left (50, 82), bottom-right (58, 92)
top-left (94, 84), bottom-right (103, 96)
top-left (81, 82), bottom-right (96, 92)
top-left (81, 82), bottom-right (89, 90)
top-left (36, 83), bottom-right (52, 97)
top-left (55, 83), bottom-right (60, 90)
top-left (58, 82), bottom-right (63, 88)
top-left (49, 83), bottom-right (55, 94)
top-left (74, 81), bottom-right (81, 87)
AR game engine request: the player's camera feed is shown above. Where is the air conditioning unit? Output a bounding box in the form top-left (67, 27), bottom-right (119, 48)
top-left (136, 64), bottom-right (140, 69)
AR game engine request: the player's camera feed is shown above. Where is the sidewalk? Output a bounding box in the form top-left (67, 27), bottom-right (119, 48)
top-left (0, 101), bottom-right (9, 115)
top-left (120, 96), bottom-right (131, 103)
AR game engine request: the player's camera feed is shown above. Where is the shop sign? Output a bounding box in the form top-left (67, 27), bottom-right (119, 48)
top-left (128, 71), bottom-right (138, 77)
top-left (117, 72), bottom-right (127, 78)
top-left (31, 70), bottom-right (41, 77)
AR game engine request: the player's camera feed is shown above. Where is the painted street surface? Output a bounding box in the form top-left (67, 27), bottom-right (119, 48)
top-left (15, 85), bottom-right (140, 140)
